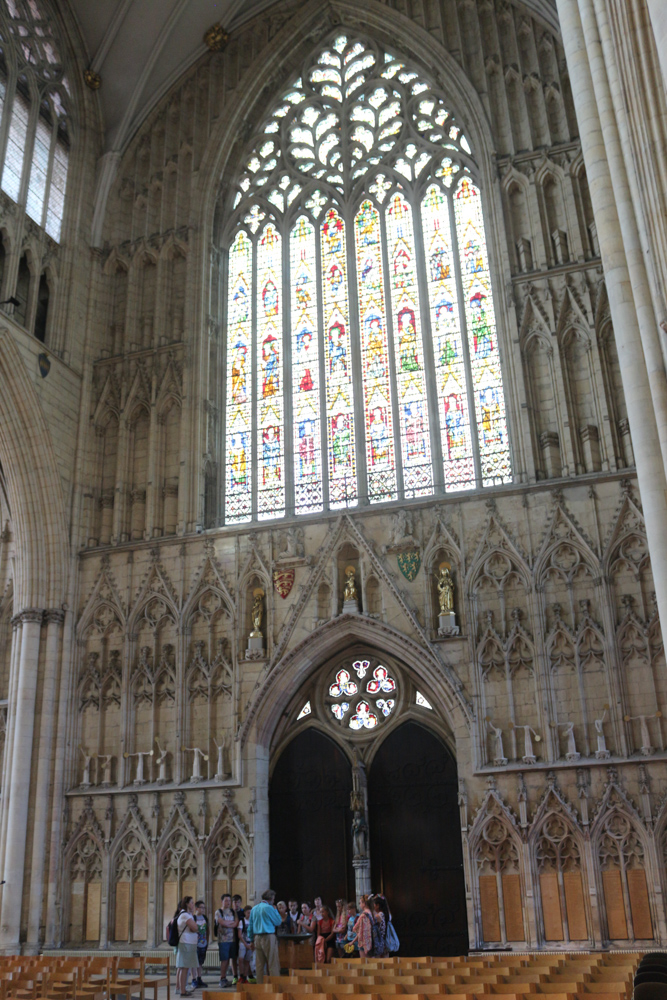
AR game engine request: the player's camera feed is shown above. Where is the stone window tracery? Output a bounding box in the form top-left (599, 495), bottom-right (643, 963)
top-left (0, 0), bottom-right (70, 240)
top-left (223, 33), bottom-right (511, 524)
top-left (326, 658), bottom-right (397, 731)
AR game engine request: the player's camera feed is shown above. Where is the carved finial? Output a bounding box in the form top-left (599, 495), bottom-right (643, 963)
top-left (546, 769), bottom-right (557, 789)
top-left (511, 607), bottom-right (522, 624)
top-left (579, 598), bottom-right (591, 615)
top-left (486, 774), bottom-right (497, 791)
top-left (129, 793), bottom-right (138, 807)
top-left (620, 594), bottom-right (635, 613)
top-left (606, 765), bottom-right (619, 786)
top-left (174, 790), bottom-right (185, 806)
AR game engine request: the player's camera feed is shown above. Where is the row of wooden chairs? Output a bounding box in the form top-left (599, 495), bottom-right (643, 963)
top-left (201, 952), bottom-right (643, 1000)
top-left (0, 956), bottom-right (169, 1000)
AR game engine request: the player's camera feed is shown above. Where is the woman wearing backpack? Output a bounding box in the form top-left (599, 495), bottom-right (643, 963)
top-left (173, 897), bottom-right (198, 997)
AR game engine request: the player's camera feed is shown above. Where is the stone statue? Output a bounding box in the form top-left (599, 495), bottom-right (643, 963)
top-left (485, 719), bottom-right (507, 765)
top-left (124, 749), bottom-right (153, 785)
top-left (437, 563), bottom-right (454, 614)
top-left (343, 566), bottom-right (357, 604)
top-left (79, 747), bottom-right (94, 788)
top-left (350, 748), bottom-right (366, 812)
top-left (393, 508), bottom-right (414, 546)
top-left (557, 721), bottom-right (580, 760)
top-left (155, 738), bottom-right (169, 784)
top-left (213, 736), bottom-right (226, 780)
top-left (250, 588), bottom-right (264, 638)
top-left (98, 754), bottom-right (114, 786)
top-left (183, 746), bottom-right (209, 782)
top-left (625, 712), bottom-right (661, 755)
top-left (514, 724), bottom-right (541, 763)
top-left (352, 810), bottom-right (368, 859)
top-left (594, 709), bottom-right (610, 758)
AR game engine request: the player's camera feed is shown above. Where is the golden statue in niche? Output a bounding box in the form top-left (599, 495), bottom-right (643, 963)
top-left (437, 562), bottom-right (454, 614)
top-left (343, 565), bottom-right (357, 603)
top-left (250, 587), bottom-right (264, 637)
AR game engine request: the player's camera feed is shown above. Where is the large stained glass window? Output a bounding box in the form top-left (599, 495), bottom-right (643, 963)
top-left (222, 34), bottom-right (512, 521)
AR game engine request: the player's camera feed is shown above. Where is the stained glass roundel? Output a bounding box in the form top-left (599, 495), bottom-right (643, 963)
top-left (223, 33), bottom-right (512, 523)
top-left (326, 659), bottom-right (397, 733)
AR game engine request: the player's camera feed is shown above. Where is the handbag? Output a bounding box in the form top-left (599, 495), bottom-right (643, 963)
top-left (343, 941), bottom-right (356, 954)
top-left (386, 920), bottom-right (399, 954)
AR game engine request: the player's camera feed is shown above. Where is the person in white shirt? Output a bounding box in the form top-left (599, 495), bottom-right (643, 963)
top-left (175, 897), bottom-right (199, 997)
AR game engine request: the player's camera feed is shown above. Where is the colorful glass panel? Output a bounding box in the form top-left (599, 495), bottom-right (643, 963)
top-left (421, 183), bottom-right (475, 490)
top-left (386, 191), bottom-right (433, 497)
top-left (225, 230), bottom-right (253, 523)
top-left (454, 177), bottom-right (511, 486)
top-left (321, 206), bottom-right (357, 508)
top-left (256, 222), bottom-right (285, 518)
top-left (291, 216), bottom-right (323, 514)
top-left (354, 199), bottom-right (397, 502)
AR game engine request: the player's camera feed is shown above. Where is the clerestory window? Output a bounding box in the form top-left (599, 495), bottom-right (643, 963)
top-left (0, 0), bottom-right (70, 242)
top-left (223, 33), bottom-right (511, 524)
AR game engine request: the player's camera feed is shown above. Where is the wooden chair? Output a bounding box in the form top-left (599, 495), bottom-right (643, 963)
top-left (142, 958), bottom-right (169, 1000)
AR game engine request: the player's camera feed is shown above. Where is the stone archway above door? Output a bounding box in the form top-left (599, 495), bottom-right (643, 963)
top-left (269, 643), bottom-right (454, 767)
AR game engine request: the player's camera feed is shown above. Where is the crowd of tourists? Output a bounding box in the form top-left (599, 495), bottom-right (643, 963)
top-left (169, 889), bottom-right (398, 997)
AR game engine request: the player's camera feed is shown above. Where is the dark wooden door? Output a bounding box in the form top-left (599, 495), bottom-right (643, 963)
top-left (270, 728), bottom-right (354, 907)
top-left (369, 721), bottom-right (469, 956)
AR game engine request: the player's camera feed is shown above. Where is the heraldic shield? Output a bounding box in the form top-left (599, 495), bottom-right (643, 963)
top-left (397, 549), bottom-right (421, 582)
top-left (273, 568), bottom-right (295, 599)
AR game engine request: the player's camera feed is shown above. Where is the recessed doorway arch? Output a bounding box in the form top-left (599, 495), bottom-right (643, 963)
top-left (266, 640), bottom-right (469, 955)
top-left (369, 720), bottom-right (468, 955)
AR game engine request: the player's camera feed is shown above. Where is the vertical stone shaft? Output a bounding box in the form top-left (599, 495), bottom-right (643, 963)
top-left (0, 611), bottom-right (42, 951)
top-left (555, 0), bottom-right (667, 629)
top-left (25, 610), bottom-right (64, 951)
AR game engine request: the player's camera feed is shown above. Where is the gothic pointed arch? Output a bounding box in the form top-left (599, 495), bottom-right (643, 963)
top-left (469, 786), bottom-right (526, 946)
top-left (206, 794), bottom-right (251, 902)
top-left (529, 782), bottom-right (591, 944)
top-left (591, 778), bottom-right (656, 943)
top-left (210, 9), bottom-right (514, 525)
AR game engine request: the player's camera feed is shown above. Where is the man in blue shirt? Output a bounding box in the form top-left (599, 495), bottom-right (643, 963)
top-left (246, 889), bottom-right (282, 983)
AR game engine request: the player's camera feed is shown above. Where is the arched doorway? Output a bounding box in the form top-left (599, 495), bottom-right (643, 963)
top-left (269, 728), bottom-right (354, 905)
top-left (369, 722), bottom-right (468, 956)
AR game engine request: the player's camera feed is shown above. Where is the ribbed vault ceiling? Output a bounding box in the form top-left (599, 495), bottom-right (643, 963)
top-left (67, 0), bottom-right (560, 156)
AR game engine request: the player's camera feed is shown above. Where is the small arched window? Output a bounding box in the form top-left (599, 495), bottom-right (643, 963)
top-left (222, 34), bottom-right (511, 524)
top-left (0, 0), bottom-right (70, 241)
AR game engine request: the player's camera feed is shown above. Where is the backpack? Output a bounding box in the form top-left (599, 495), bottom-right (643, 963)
top-left (213, 908), bottom-right (221, 938)
top-left (168, 912), bottom-right (181, 947)
top-left (386, 920), bottom-right (399, 954)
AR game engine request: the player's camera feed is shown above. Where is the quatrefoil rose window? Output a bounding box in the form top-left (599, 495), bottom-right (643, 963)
top-left (327, 659), bottom-right (397, 731)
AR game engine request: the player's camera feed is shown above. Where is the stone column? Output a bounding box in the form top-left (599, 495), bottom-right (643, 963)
top-left (646, 0), bottom-right (667, 94)
top-left (0, 609), bottom-right (43, 952)
top-left (25, 609), bottom-right (64, 953)
top-left (555, 0), bottom-right (667, 631)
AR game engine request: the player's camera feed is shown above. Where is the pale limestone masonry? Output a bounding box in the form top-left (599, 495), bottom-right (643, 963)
top-left (0, 0), bottom-right (666, 955)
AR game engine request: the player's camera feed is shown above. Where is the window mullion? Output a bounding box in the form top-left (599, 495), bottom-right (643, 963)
top-left (220, 247), bottom-right (228, 526)
top-left (345, 202), bottom-right (367, 507)
top-left (449, 190), bottom-right (483, 487)
top-left (41, 114), bottom-right (57, 230)
top-left (282, 217), bottom-right (294, 519)
top-left (18, 85), bottom-right (39, 208)
top-left (315, 214), bottom-right (330, 511)
top-left (0, 69), bottom-right (16, 183)
top-left (412, 186), bottom-right (445, 496)
top-left (378, 197), bottom-right (405, 502)
top-left (251, 233), bottom-right (258, 521)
